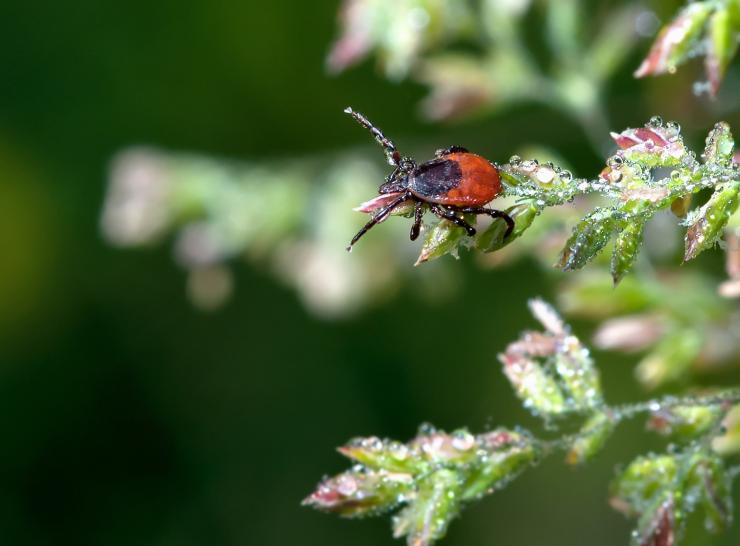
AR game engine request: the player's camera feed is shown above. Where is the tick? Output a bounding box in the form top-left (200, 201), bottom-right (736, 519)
top-left (344, 107), bottom-right (514, 251)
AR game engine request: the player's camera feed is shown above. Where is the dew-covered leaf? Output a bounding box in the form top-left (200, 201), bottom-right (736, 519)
top-left (475, 202), bottom-right (538, 253)
top-left (713, 404), bottom-right (740, 456)
top-left (610, 123), bottom-right (686, 168)
top-left (338, 436), bottom-right (428, 474)
top-left (610, 454), bottom-right (678, 517)
top-left (632, 493), bottom-right (677, 546)
top-left (646, 404), bottom-right (723, 440)
top-left (411, 428), bottom-right (481, 466)
top-left (392, 469), bottom-right (462, 546)
top-left (611, 219), bottom-right (646, 285)
top-left (500, 299), bottom-right (603, 417)
top-left (303, 468), bottom-right (414, 517)
top-left (416, 216), bottom-right (474, 265)
top-left (557, 208), bottom-right (623, 271)
top-left (686, 453), bottom-right (733, 533)
top-left (461, 429), bottom-right (539, 500)
top-left (565, 410), bottom-right (616, 465)
top-left (703, 122), bottom-right (735, 166)
top-left (498, 352), bottom-right (567, 416)
top-left (684, 182), bottom-right (740, 261)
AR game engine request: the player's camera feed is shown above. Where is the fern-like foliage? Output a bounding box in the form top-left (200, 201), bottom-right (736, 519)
top-left (304, 300), bottom-right (740, 546)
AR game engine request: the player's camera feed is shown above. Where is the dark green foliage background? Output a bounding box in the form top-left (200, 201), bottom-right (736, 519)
top-left (0, 1), bottom-right (739, 545)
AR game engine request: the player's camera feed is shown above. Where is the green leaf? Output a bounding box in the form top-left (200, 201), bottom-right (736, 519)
top-left (500, 299), bottom-right (603, 417)
top-left (412, 428), bottom-right (481, 466)
top-left (703, 121), bottom-right (736, 165)
top-left (416, 215), bottom-right (474, 265)
top-left (646, 405), bottom-right (723, 440)
top-left (687, 454), bottom-right (733, 533)
top-left (611, 219), bottom-right (646, 285)
top-left (566, 410), bottom-right (616, 465)
top-left (339, 437), bottom-right (428, 474)
top-left (499, 352), bottom-right (568, 416)
top-left (610, 454), bottom-right (678, 517)
top-left (557, 208), bottom-right (623, 271)
top-left (461, 430), bottom-right (539, 500)
top-left (713, 404), bottom-right (740, 456)
top-left (392, 469), bottom-right (462, 546)
top-left (684, 181), bottom-right (740, 261)
top-left (475, 202), bottom-right (538, 252)
top-left (552, 341), bottom-right (603, 411)
top-left (705, 8), bottom-right (739, 96)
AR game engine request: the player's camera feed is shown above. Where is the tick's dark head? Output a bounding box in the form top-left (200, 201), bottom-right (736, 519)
top-left (378, 156), bottom-right (417, 194)
top-left (378, 172), bottom-right (409, 194)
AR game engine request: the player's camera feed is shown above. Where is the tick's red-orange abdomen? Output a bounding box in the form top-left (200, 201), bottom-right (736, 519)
top-left (408, 152), bottom-right (502, 206)
top-left (439, 153), bottom-right (501, 206)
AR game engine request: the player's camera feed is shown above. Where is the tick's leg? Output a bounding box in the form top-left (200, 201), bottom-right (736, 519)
top-left (344, 107), bottom-right (401, 167)
top-left (460, 207), bottom-right (515, 238)
top-left (410, 201), bottom-right (424, 241)
top-left (430, 204), bottom-right (476, 236)
top-left (434, 146), bottom-right (469, 158)
top-left (347, 192), bottom-right (411, 251)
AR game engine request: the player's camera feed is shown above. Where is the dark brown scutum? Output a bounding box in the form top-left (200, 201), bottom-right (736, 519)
top-left (408, 159), bottom-right (463, 199)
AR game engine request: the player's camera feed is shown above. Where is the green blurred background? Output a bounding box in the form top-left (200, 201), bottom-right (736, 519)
top-left (1, 1), bottom-right (739, 545)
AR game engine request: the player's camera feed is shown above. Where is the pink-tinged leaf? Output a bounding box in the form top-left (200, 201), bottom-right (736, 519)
top-left (477, 430), bottom-right (516, 450)
top-left (611, 132), bottom-right (641, 149)
top-left (635, 3), bottom-right (713, 78)
top-left (592, 314), bottom-right (665, 352)
top-left (353, 191), bottom-right (406, 213)
top-left (505, 331), bottom-right (557, 358)
top-left (326, 0), bottom-right (374, 73)
top-left (409, 429), bottom-right (479, 465)
top-left (637, 497), bottom-right (676, 546)
top-left (633, 128), bottom-right (669, 147)
top-left (303, 469), bottom-right (413, 517)
top-left (610, 126), bottom-right (682, 159)
top-left (608, 122), bottom-right (686, 168)
top-left (499, 352), bottom-right (567, 415)
top-left (528, 298), bottom-right (567, 335)
top-left (725, 230), bottom-right (740, 278)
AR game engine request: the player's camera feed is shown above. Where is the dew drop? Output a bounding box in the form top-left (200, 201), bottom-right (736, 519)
top-left (666, 121), bottom-right (681, 134)
top-left (418, 422), bottom-right (437, 435)
top-left (607, 155), bottom-right (624, 168)
top-left (648, 115), bottom-right (664, 128)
